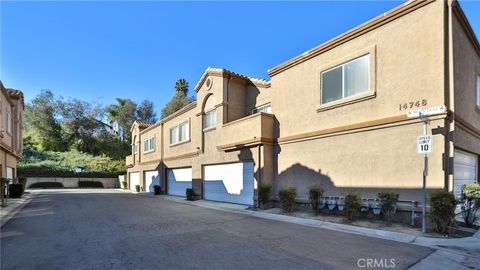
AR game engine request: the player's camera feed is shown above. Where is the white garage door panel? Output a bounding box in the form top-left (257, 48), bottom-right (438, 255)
top-left (167, 168), bottom-right (192, 197)
top-left (129, 172), bottom-right (140, 192)
top-left (145, 171), bottom-right (160, 193)
top-left (204, 162), bottom-right (254, 205)
top-left (454, 150), bottom-right (478, 199)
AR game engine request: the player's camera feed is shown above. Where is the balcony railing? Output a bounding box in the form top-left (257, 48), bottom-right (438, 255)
top-left (218, 112), bottom-right (276, 151)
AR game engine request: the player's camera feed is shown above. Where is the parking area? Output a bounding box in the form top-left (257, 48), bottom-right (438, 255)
top-left (1, 189), bottom-right (433, 270)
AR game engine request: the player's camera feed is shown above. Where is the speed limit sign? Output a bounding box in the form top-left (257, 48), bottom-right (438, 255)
top-left (417, 135), bottom-right (432, 154)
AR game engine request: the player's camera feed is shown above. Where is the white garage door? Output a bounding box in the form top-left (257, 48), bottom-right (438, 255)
top-left (129, 172), bottom-right (140, 192)
top-left (167, 168), bottom-right (192, 197)
top-left (144, 170), bottom-right (160, 193)
top-left (204, 162), bottom-right (254, 205)
top-left (454, 150), bottom-right (478, 199)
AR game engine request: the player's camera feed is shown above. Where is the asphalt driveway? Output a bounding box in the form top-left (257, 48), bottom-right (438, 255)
top-left (1, 189), bottom-right (433, 270)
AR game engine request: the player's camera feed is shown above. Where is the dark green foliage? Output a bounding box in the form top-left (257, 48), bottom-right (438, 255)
top-left (175, 79), bottom-right (189, 96)
top-left (161, 92), bottom-right (195, 119)
top-left (186, 188), bottom-right (195, 201)
top-left (258, 183), bottom-right (272, 209)
top-left (137, 100), bottom-right (157, 123)
top-left (78, 181), bottom-right (104, 188)
top-left (8, 184), bottom-right (24, 198)
top-left (122, 181), bottom-right (128, 189)
top-left (279, 187), bottom-right (297, 213)
top-left (378, 192), bottom-right (399, 224)
top-left (135, 185), bottom-right (140, 192)
top-left (154, 185), bottom-right (161, 195)
top-left (309, 186), bottom-right (324, 215)
top-left (18, 149), bottom-right (125, 177)
top-left (106, 98), bottom-right (137, 142)
top-left (17, 177), bottom-right (27, 193)
top-left (461, 184), bottom-right (480, 227)
top-left (429, 190), bottom-right (456, 234)
top-left (344, 193), bottom-right (361, 222)
top-left (29, 182), bottom-right (64, 189)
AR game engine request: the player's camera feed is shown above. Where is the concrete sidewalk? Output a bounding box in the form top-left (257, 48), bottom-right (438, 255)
top-left (0, 192), bottom-right (34, 228)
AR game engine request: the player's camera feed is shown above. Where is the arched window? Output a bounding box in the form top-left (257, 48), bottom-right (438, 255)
top-left (203, 95), bottom-right (216, 129)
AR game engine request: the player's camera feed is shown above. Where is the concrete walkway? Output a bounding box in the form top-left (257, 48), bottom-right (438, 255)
top-left (0, 192), bottom-right (33, 228)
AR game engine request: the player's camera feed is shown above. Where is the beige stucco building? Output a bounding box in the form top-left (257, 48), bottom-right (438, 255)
top-left (0, 81), bottom-right (24, 182)
top-left (126, 0), bottom-right (479, 211)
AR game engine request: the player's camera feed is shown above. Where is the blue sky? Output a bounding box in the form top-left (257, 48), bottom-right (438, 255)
top-left (1, 1), bottom-right (479, 115)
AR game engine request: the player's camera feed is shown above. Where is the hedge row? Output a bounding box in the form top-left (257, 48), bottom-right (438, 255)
top-left (78, 181), bottom-right (104, 188)
top-left (29, 182), bottom-right (64, 188)
top-left (18, 167), bottom-right (119, 178)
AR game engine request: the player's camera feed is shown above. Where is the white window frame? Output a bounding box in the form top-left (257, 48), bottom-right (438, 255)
top-left (252, 103), bottom-right (272, 114)
top-left (320, 54), bottom-right (370, 105)
top-left (204, 108), bottom-right (216, 130)
top-left (143, 136), bottom-right (155, 153)
top-left (170, 120), bottom-right (190, 145)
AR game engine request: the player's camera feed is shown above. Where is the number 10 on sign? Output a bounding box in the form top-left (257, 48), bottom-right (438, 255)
top-left (417, 135), bottom-right (432, 154)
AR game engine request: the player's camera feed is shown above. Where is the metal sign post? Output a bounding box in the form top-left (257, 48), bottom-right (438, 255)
top-left (408, 106), bottom-right (443, 233)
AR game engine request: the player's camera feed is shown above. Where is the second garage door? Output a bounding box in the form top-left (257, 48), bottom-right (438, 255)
top-left (204, 162), bottom-right (254, 205)
top-left (129, 172), bottom-right (140, 192)
top-left (144, 170), bottom-right (160, 193)
top-left (167, 168), bottom-right (192, 197)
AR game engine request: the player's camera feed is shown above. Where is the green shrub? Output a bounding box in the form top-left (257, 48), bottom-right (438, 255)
top-left (29, 182), bottom-right (64, 189)
top-left (17, 177), bottom-right (28, 193)
top-left (135, 185), bottom-right (140, 192)
top-left (121, 181), bottom-right (128, 189)
top-left (429, 190), bottom-right (456, 234)
top-left (258, 183), bottom-right (272, 209)
top-left (78, 181), bottom-right (104, 188)
top-left (8, 184), bottom-right (24, 198)
top-left (378, 192), bottom-right (399, 224)
top-left (461, 183), bottom-right (480, 227)
top-left (186, 188), bottom-right (195, 201)
top-left (309, 186), bottom-right (324, 215)
top-left (154, 185), bottom-right (161, 195)
top-left (279, 187), bottom-right (297, 213)
top-left (344, 193), bottom-right (361, 222)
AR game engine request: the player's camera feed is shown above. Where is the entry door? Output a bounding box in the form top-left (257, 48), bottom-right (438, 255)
top-left (204, 162), bottom-right (254, 205)
top-left (144, 171), bottom-right (160, 193)
top-left (454, 150), bottom-right (478, 199)
top-left (167, 168), bottom-right (192, 197)
top-left (129, 172), bottom-right (140, 192)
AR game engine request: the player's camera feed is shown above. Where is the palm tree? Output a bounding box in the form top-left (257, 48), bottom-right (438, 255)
top-left (175, 79), bottom-right (189, 96)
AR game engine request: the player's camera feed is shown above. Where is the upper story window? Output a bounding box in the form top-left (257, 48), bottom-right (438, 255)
top-left (143, 136), bottom-right (155, 153)
top-left (321, 54), bottom-right (370, 104)
top-left (170, 120), bottom-right (190, 145)
top-left (476, 74), bottom-right (480, 107)
top-left (6, 111), bottom-right (12, 133)
top-left (132, 136), bottom-right (138, 154)
top-left (252, 103), bottom-right (271, 114)
top-left (203, 95), bottom-right (216, 130)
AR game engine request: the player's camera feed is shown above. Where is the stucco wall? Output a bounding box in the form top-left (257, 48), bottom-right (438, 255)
top-left (27, 177), bottom-right (119, 188)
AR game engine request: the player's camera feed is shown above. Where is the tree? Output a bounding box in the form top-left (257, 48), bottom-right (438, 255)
top-left (106, 98), bottom-right (137, 141)
top-left (175, 79), bottom-right (189, 95)
top-left (24, 90), bottom-right (68, 151)
top-left (58, 98), bottom-right (105, 153)
top-left (161, 79), bottom-right (195, 119)
top-left (136, 100), bottom-right (157, 123)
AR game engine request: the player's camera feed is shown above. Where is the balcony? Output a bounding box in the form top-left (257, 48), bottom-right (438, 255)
top-left (217, 112), bottom-right (277, 151)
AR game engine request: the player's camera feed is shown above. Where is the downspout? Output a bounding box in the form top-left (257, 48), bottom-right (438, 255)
top-left (257, 144), bottom-right (262, 208)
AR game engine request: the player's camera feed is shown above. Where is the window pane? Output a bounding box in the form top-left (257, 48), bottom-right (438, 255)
top-left (179, 122), bottom-right (187, 142)
top-left (204, 109), bottom-right (216, 129)
top-left (321, 66), bottom-right (343, 103)
top-left (170, 127), bottom-right (177, 144)
top-left (345, 55), bottom-right (369, 97)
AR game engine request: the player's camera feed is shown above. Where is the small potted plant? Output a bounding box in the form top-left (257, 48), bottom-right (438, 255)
top-left (135, 185), bottom-right (140, 192)
top-left (153, 185), bottom-right (161, 195)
